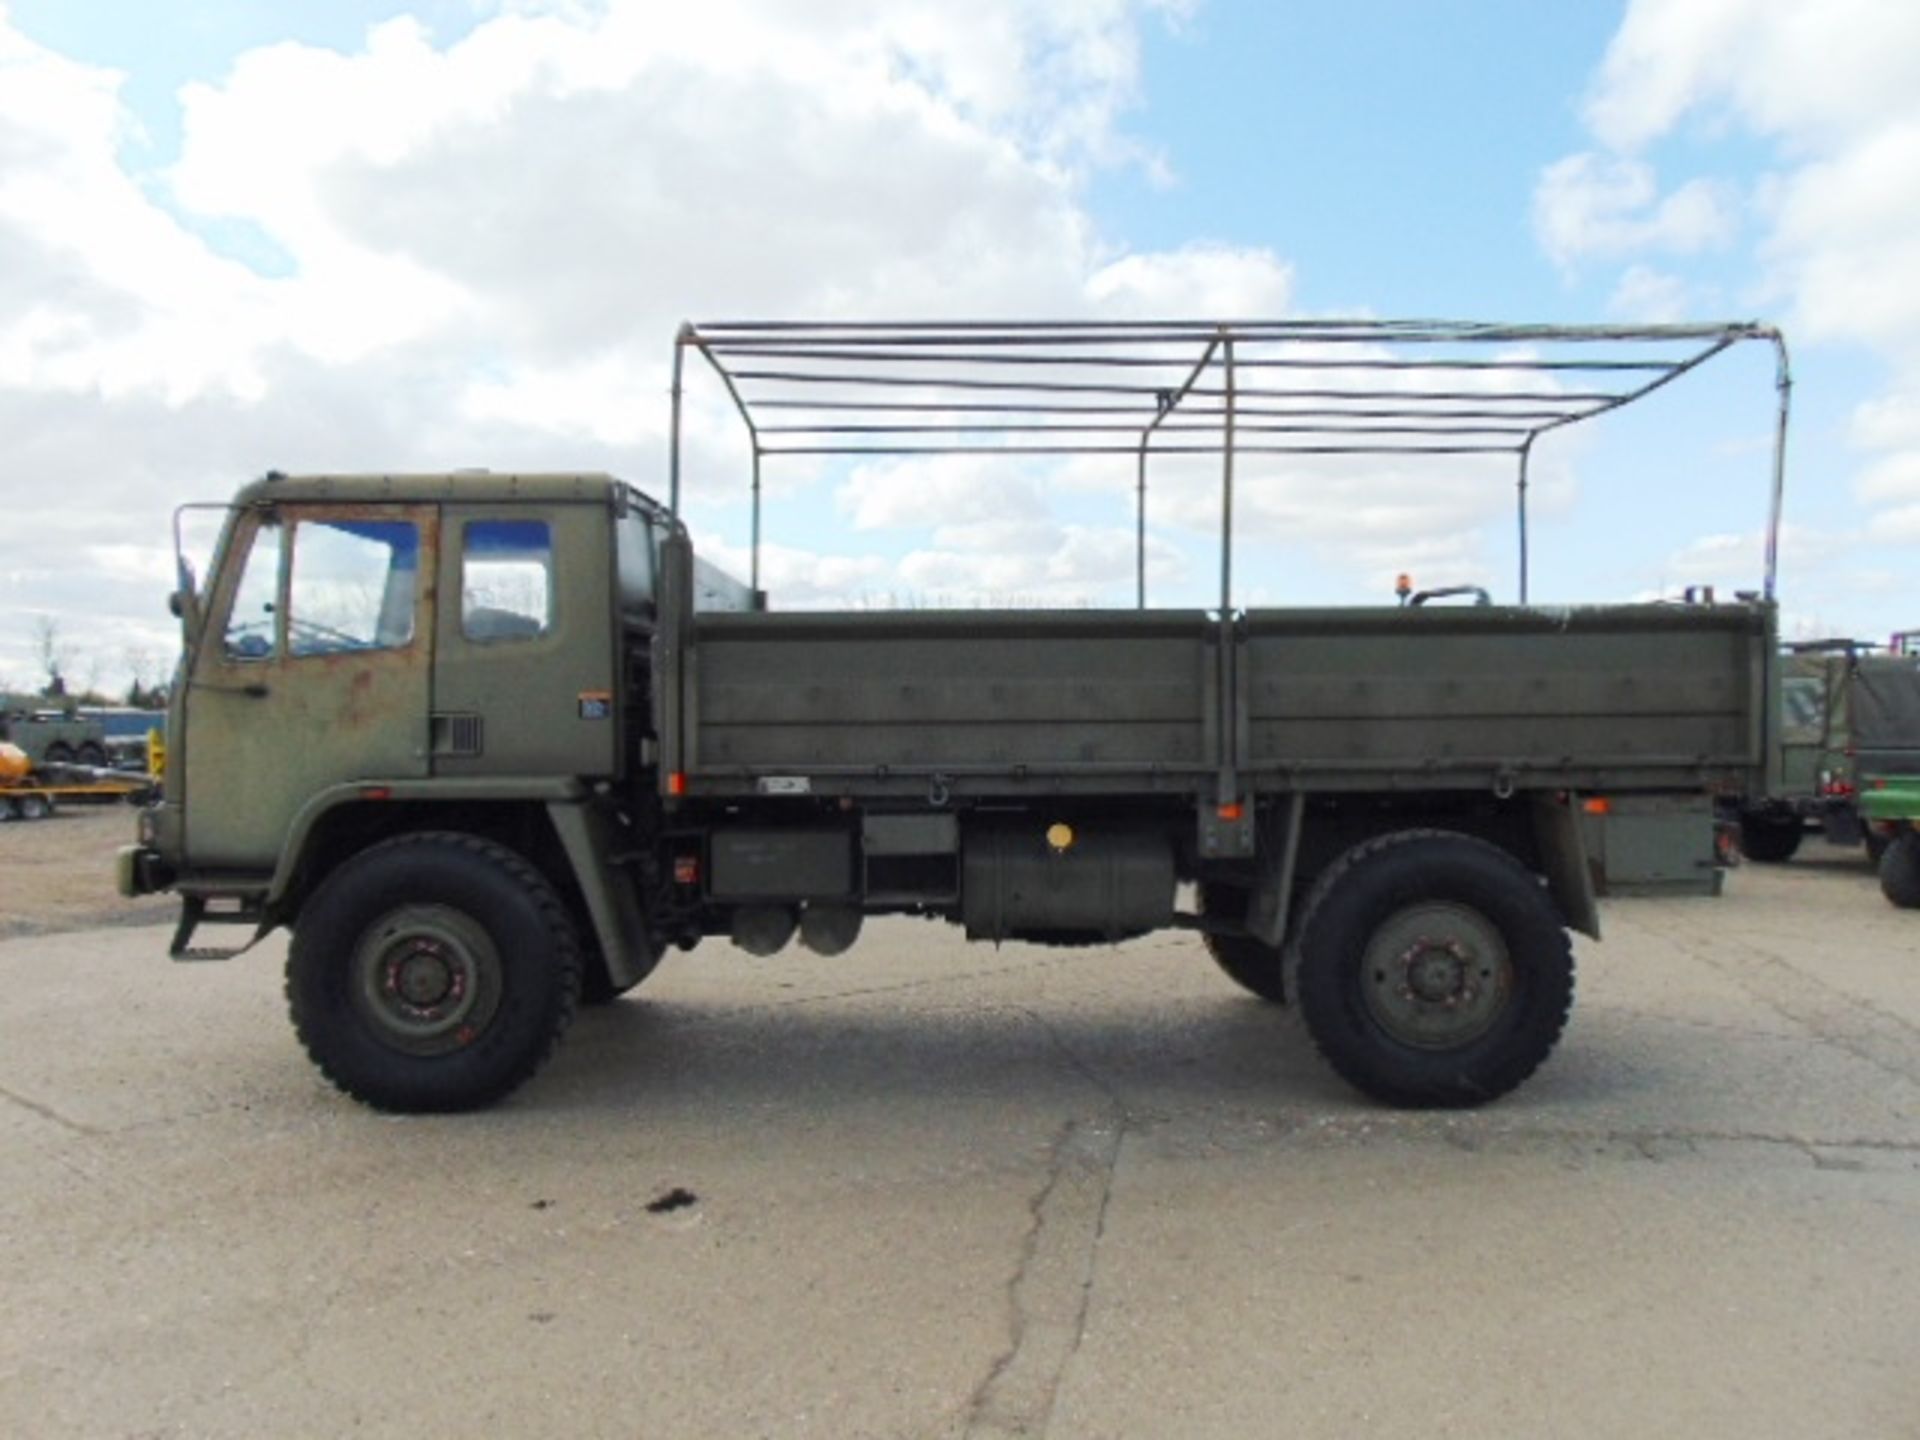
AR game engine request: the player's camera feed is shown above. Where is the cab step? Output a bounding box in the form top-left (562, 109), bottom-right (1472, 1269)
top-left (169, 895), bottom-right (269, 962)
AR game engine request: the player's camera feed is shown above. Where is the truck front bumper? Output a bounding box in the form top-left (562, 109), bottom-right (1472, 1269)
top-left (116, 844), bottom-right (175, 898)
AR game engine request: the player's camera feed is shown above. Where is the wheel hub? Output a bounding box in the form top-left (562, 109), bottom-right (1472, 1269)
top-left (1360, 902), bottom-right (1513, 1050)
top-left (387, 941), bottom-right (465, 1012)
top-left (349, 905), bottom-right (503, 1057)
top-left (1402, 939), bottom-right (1473, 1005)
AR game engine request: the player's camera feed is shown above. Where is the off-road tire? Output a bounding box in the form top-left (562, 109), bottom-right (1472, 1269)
top-left (1198, 883), bottom-right (1288, 1004)
top-left (76, 742), bottom-right (108, 768)
top-left (1880, 833), bottom-right (1920, 910)
top-left (286, 832), bottom-right (582, 1112)
top-left (1738, 810), bottom-right (1803, 864)
top-left (42, 742), bottom-right (73, 766)
top-left (1293, 829), bottom-right (1575, 1108)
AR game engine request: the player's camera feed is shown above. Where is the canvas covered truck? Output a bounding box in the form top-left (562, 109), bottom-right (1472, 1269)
top-left (120, 320), bottom-right (1791, 1112)
top-left (1734, 640), bottom-right (1920, 864)
top-left (1858, 633), bottom-right (1920, 906)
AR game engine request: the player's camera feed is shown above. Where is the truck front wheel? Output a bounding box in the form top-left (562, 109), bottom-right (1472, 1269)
top-left (1880, 833), bottom-right (1920, 909)
top-left (287, 832), bottom-right (582, 1112)
top-left (1294, 831), bottom-right (1574, 1108)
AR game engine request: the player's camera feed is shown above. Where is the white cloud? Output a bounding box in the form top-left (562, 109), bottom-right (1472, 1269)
top-left (1, 1), bottom-right (1214, 686)
top-left (0, 20), bottom-right (276, 402)
top-left (837, 457), bottom-right (1051, 533)
top-left (1086, 244), bottom-right (1294, 315)
top-left (1766, 119), bottom-right (1920, 347)
top-left (1583, 0), bottom-right (1920, 152)
top-left (1608, 264), bottom-right (1691, 323)
top-left (1855, 451), bottom-right (1920, 505)
top-left (1850, 389), bottom-right (1920, 450)
top-left (1532, 153), bottom-right (1738, 269)
top-left (896, 523), bottom-right (1179, 604)
top-left (693, 533), bottom-right (888, 606)
top-left (1548, 0), bottom-right (1920, 644)
top-left (1876, 504), bottom-right (1920, 542)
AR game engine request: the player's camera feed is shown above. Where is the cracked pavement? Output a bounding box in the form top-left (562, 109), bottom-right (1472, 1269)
top-left (3, 848), bottom-right (1917, 1438)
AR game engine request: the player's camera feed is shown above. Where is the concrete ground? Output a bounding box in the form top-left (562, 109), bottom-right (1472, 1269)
top-left (2, 848), bottom-right (1916, 1439)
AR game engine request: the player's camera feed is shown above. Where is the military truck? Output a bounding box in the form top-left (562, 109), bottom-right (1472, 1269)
top-left (1735, 640), bottom-right (1920, 864)
top-left (120, 320), bottom-right (1790, 1113)
top-left (0, 708), bottom-right (109, 769)
top-left (1858, 633), bottom-right (1920, 906)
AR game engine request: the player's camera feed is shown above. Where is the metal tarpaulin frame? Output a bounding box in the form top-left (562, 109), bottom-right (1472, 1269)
top-left (666, 319), bottom-right (1791, 610)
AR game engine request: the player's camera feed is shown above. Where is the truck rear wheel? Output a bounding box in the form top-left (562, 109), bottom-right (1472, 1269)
top-left (1293, 830), bottom-right (1574, 1108)
top-left (286, 832), bottom-right (582, 1112)
top-left (1881, 833), bottom-right (1920, 909)
top-left (1198, 883), bottom-right (1289, 1004)
top-left (1738, 810), bottom-right (1802, 863)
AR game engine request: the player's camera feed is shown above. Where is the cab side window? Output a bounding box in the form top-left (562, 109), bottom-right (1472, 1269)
top-left (463, 520), bottom-right (553, 642)
top-left (288, 519), bottom-right (419, 656)
top-left (222, 517), bottom-right (282, 662)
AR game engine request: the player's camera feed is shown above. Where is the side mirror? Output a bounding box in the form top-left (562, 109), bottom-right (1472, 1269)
top-left (170, 587), bottom-right (204, 645)
top-left (170, 555), bottom-right (204, 644)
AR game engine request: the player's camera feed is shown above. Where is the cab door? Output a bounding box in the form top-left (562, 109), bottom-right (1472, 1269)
top-left (182, 504), bottom-right (437, 870)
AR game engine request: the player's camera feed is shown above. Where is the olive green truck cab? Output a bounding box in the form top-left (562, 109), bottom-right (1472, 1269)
top-left (122, 319), bottom-right (1790, 1113)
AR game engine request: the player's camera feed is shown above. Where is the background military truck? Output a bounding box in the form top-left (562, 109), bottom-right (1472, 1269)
top-left (1734, 639), bottom-right (1920, 864)
top-left (121, 320), bottom-right (1790, 1113)
top-left (1859, 632), bottom-right (1920, 906)
top-left (0, 708), bottom-right (109, 769)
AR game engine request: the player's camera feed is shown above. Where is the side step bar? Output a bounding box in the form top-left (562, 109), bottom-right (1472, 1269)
top-left (170, 894), bottom-right (270, 962)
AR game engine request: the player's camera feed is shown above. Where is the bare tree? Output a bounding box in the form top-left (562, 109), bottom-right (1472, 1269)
top-left (122, 643), bottom-right (168, 707)
top-left (30, 615), bottom-right (73, 698)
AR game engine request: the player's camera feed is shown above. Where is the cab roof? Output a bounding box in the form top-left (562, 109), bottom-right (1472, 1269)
top-left (231, 471), bottom-right (636, 507)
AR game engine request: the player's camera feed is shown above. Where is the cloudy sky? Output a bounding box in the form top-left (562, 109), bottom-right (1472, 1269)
top-left (2, 0), bottom-right (1916, 694)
